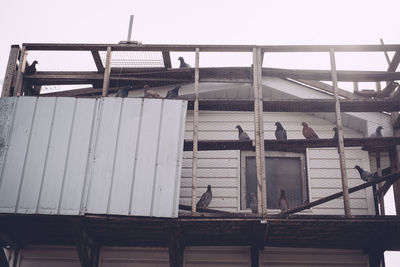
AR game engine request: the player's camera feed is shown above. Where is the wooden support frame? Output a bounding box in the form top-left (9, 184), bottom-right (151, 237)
top-left (0, 248), bottom-right (9, 267)
top-left (2, 45), bottom-right (20, 97)
top-left (71, 221), bottom-right (100, 267)
top-left (102, 47), bottom-right (112, 97)
top-left (191, 48), bottom-right (200, 213)
top-left (376, 152), bottom-right (385, 215)
top-left (389, 147), bottom-right (400, 215)
top-left (253, 47), bottom-right (267, 215)
top-left (168, 224), bottom-right (184, 267)
top-left (367, 249), bottom-right (384, 267)
top-left (330, 48), bottom-right (351, 216)
top-left (162, 51), bottom-right (172, 69)
top-left (13, 46), bottom-right (27, 96)
top-left (91, 51), bottom-right (105, 72)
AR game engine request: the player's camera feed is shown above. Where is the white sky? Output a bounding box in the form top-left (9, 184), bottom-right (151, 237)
top-left (1, 0), bottom-right (400, 264)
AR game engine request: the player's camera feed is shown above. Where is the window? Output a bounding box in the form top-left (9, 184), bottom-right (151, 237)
top-left (240, 151), bottom-right (308, 210)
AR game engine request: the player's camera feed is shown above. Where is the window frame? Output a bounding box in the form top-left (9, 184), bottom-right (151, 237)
top-left (240, 150), bottom-right (308, 211)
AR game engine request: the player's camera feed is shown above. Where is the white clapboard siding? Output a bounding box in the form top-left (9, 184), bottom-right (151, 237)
top-left (185, 246), bottom-right (250, 267)
top-left (19, 246), bottom-right (80, 267)
top-left (0, 97), bottom-right (187, 218)
top-left (369, 152), bottom-right (391, 172)
top-left (100, 247), bottom-right (169, 267)
top-left (181, 110), bottom-right (373, 215)
top-left (260, 247), bottom-right (368, 267)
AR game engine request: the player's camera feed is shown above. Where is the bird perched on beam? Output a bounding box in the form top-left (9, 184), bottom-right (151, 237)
top-left (278, 189), bottom-right (288, 212)
top-left (370, 126), bottom-right (383, 137)
top-left (354, 165), bottom-right (381, 183)
top-left (178, 57), bottom-right (191, 68)
top-left (249, 192), bottom-right (258, 214)
top-left (275, 122), bottom-right (287, 140)
top-left (116, 86), bottom-right (131, 98)
top-left (332, 127), bottom-right (338, 140)
top-left (144, 85), bottom-right (160, 98)
top-left (196, 185), bottom-right (212, 209)
top-left (166, 86), bottom-right (181, 99)
top-left (25, 60), bottom-right (38, 75)
top-left (235, 125), bottom-right (251, 142)
top-left (302, 122), bottom-right (319, 140)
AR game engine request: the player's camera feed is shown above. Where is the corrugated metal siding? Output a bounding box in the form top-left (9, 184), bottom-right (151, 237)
top-left (101, 247), bottom-right (169, 267)
top-left (185, 246), bottom-right (250, 267)
top-left (260, 247), bottom-right (368, 267)
top-left (181, 110), bottom-right (374, 215)
top-left (0, 97), bottom-right (187, 218)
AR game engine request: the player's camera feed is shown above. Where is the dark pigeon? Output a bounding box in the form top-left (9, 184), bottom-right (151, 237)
top-left (166, 86), bottom-right (181, 99)
top-left (249, 192), bottom-right (258, 214)
top-left (275, 122), bottom-right (287, 140)
top-left (370, 126), bottom-right (383, 137)
top-left (354, 165), bottom-right (381, 183)
top-left (178, 57), bottom-right (191, 68)
top-left (25, 60), bottom-right (38, 75)
top-left (235, 125), bottom-right (251, 142)
top-left (332, 127), bottom-right (338, 140)
top-left (278, 189), bottom-right (288, 212)
top-left (196, 185), bottom-right (212, 209)
top-left (302, 122), bottom-right (319, 140)
top-left (116, 86), bottom-right (131, 98)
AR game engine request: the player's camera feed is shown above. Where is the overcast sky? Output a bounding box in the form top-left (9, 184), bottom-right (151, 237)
top-left (1, 0), bottom-right (400, 264)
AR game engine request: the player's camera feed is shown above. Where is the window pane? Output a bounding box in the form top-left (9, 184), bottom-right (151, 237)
top-left (245, 157), bottom-right (257, 209)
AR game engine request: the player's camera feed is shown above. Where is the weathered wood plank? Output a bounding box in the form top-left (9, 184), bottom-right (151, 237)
top-left (388, 51), bottom-right (400, 72)
top-left (102, 47), bottom-right (112, 97)
top-left (162, 51), bottom-right (172, 68)
top-left (2, 45), bottom-right (20, 97)
top-left (91, 51), bottom-right (105, 72)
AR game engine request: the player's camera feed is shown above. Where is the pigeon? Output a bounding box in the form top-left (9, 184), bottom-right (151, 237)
top-left (25, 60), bottom-right (38, 75)
top-left (275, 122), bottom-right (287, 140)
top-left (196, 185), bottom-right (212, 209)
top-left (278, 189), bottom-right (288, 212)
top-left (354, 165), bottom-right (381, 183)
top-left (143, 85), bottom-right (161, 98)
top-left (302, 122), bottom-right (319, 140)
top-left (249, 192), bottom-right (258, 214)
top-left (332, 127), bottom-right (338, 140)
top-left (116, 86), bottom-right (131, 98)
top-left (166, 86), bottom-right (181, 99)
top-left (235, 125), bottom-right (251, 142)
top-left (178, 57), bottom-right (191, 68)
top-left (370, 126), bottom-right (383, 137)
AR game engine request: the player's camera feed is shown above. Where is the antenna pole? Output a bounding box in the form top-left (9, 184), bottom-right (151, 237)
top-left (127, 15), bottom-right (134, 42)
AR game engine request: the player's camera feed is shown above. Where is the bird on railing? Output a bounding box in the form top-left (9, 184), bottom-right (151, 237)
top-left (25, 60), bottom-right (38, 75)
top-left (144, 84), bottom-right (161, 98)
top-left (178, 57), bottom-right (191, 68)
top-left (116, 86), bottom-right (131, 98)
top-left (235, 125), bottom-right (251, 142)
top-left (249, 192), bottom-right (258, 214)
top-left (370, 126), bottom-right (383, 137)
top-left (166, 86), bottom-right (181, 99)
top-left (275, 122), bottom-right (287, 140)
top-left (332, 127), bottom-right (338, 140)
top-left (354, 165), bottom-right (381, 183)
top-left (196, 185), bottom-right (212, 209)
top-left (278, 189), bottom-right (288, 212)
top-left (302, 122), bottom-right (319, 139)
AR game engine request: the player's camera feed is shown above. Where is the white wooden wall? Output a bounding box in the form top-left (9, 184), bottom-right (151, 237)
top-left (180, 110), bottom-right (375, 215)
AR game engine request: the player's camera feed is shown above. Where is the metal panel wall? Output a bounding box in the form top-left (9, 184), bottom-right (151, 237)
top-left (0, 97), bottom-right (187, 218)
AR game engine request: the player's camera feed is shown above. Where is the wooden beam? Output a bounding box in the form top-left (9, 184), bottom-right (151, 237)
top-left (390, 147), bottom-right (400, 215)
top-left (296, 79), bottom-right (360, 99)
top-left (353, 82), bottom-right (359, 92)
top-left (0, 248), bottom-right (9, 267)
top-left (376, 81), bottom-right (398, 98)
top-left (186, 99), bottom-right (400, 113)
top-left (102, 47), bottom-right (112, 97)
top-left (250, 245), bottom-right (259, 267)
top-left (367, 250), bottom-right (383, 267)
top-left (13, 46), bottom-right (27, 96)
top-left (376, 152), bottom-right (385, 215)
top-left (91, 51), bottom-right (105, 72)
top-left (71, 222), bottom-right (100, 267)
top-left (168, 225), bottom-right (184, 267)
top-left (162, 51), bottom-right (172, 68)
top-left (281, 171), bottom-right (400, 216)
top-left (388, 51), bottom-right (400, 72)
top-left (2, 45), bottom-right (20, 97)
top-left (191, 48), bottom-right (200, 213)
top-left (330, 48), bottom-right (351, 216)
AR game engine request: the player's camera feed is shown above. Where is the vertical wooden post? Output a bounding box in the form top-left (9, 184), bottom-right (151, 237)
top-left (353, 82), bottom-right (359, 92)
top-left (250, 246), bottom-right (259, 267)
top-left (389, 147), bottom-right (400, 215)
top-left (102, 47), bottom-right (112, 97)
top-left (375, 82), bottom-right (382, 92)
top-left (168, 225), bottom-right (184, 267)
top-left (2, 45), bottom-right (20, 97)
top-left (376, 152), bottom-right (385, 215)
top-left (191, 48), bottom-right (200, 213)
top-left (13, 46), bottom-right (27, 96)
top-left (329, 48), bottom-right (351, 216)
top-left (253, 47), bottom-right (267, 214)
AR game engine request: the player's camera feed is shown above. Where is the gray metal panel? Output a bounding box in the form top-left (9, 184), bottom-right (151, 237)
top-left (0, 97), bottom-right (186, 218)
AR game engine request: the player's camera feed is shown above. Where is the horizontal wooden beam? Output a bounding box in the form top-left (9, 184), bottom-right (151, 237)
top-left (183, 137), bottom-right (400, 151)
top-left (295, 79), bottom-right (361, 99)
top-left (22, 43), bottom-right (400, 52)
top-left (186, 99), bottom-right (400, 112)
top-left (281, 171), bottom-right (400, 216)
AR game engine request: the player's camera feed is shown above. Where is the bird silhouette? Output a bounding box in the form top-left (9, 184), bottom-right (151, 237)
top-left (144, 85), bottom-right (160, 98)
top-left (302, 122), bottom-right (319, 139)
top-left (25, 60), bottom-right (38, 75)
top-left (166, 86), bottom-right (181, 99)
top-left (249, 192), bottom-right (258, 214)
top-left (354, 165), bottom-right (381, 183)
top-left (196, 185), bottom-right (212, 208)
top-left (278, 189), bottom-right (288, 212)
top-left (332, 127), bottom-right (338, 140)
top-left (370, 126), bottom-right (383, 137)
top-left (235, 125), bottom-right (251, 142)
top-left (178, 57), bottom-right (191, 68)
top-left (275, 122), bottom-right (287, 140)
top-left (116, 86), bottom-right (131, 98)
